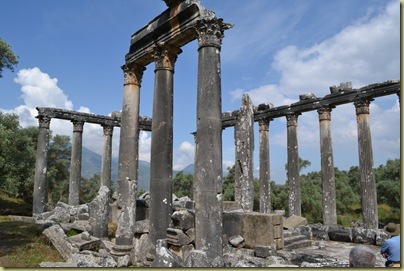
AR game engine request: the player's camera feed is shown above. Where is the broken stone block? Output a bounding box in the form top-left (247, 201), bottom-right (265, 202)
top-left (167, 228), bottom-right (191, 246)
top-left (88, 185), bottom-right (110, 238)
top-left (242, 212), bottom-right (275, 249)
top-left (185, 250), bottom-right (210, 267)
top-left (131, 233), bottom-right (150, 264)
top-left (255, 245), bottom-right (276, 258)
top-left (283, 215), bottom-right (307, 229)
top-left (229, 235), bottom-right (245, 248)
top-left (66, 251), bottom-right (117, 267)
top-left (68, 232), bottom-right (100, 251)
top-left (352, 227), bottom-right (378, 245)
top-left (151, 239), bottom-right (183, 267)
top-left (185, 227), bottom-right (195, 243)
top-left (42, 224), bottom-right (79, 260)
top-left (223, 211), bottom-right (243, 243)
top-left (328, 226), bottom-right (352, 243)
top-left (117, 255), bottom-right (131, 267)
top-left (223, 201), bottom-right (240, 211)
top-left (134, 219), bottom-right (149, 234)
top-left (171, 209), bottom-right (194, 230)
top-left (309, 223), bottom-right (329, 240)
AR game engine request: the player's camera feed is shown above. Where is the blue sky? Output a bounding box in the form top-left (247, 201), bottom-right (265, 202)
top-left (0, 0), bottom-right (400, 184)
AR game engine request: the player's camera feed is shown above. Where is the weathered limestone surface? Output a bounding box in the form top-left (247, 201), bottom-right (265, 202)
top-left (286, 113), bottom-right (301, 216)
top-left (69, 120), bottom-right (84, 205)
top-left (33, 116), bottom-right (51, 215)
top-left (193, 17), bottom-right (231, 263)
top-left (234, 94), bottom-right (255, 212)
top-left (43, 224), bottom-right (79, 260)
top-left (318, 107), bottom-right (337, 225)
top-left (100, 125), bottom-right (113, 188)
top-left (283, 215), bottom-right (308, 229)
top-left (258, 117), bottom-right (272, 213)
top-left (149, 44), bottom-right (180, 249)
top-left (354, 99), bottom-right (378, 229)
top-left (88, 185), bottom-right (110, 238)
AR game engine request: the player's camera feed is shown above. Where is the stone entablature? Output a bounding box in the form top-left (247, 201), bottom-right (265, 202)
top-left (221, 80), bottom-right (400, 128)
top-left (36, 107), bottom-right (152, 131)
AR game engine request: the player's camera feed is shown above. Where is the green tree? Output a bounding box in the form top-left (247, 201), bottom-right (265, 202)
top-left (300, 171), bottom-right (323, 223)
top-left (46, 134), bottom-right (71, 204)
top-left (172, 171), bottom-right (193, 199)
top-left (271, 181), bottom-right (288, 212)
top-left (0, 112), bottom-right (38, 201)
top-left (223, 166), bottom-right (235, 201)
top-left (0, 38), bottom-right (19, 77)
top-left (375, 159), bottom-right (400, 209)
top-left (80, 174), bottom-right (100, 204)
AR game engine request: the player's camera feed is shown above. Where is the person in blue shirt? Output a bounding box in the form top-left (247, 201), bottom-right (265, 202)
top-left (381, 222), bottom-right (400, 267)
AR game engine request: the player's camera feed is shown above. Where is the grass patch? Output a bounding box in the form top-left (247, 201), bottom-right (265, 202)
top-left (0, 220), bottom-right (64, 267)
top-left (0, 189), bottom-right (32, 216)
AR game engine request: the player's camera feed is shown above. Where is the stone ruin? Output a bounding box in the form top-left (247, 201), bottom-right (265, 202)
top-left (28, 186), bottom-right (390, 267)
top-left (28, 0), bottom-right (400, 268)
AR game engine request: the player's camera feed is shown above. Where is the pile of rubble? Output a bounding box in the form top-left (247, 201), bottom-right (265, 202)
top-left (24, 187), bottom-right (388, 267)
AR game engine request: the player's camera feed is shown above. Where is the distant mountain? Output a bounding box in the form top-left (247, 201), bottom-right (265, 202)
top-left (81, 147), bottom-right (151, 191)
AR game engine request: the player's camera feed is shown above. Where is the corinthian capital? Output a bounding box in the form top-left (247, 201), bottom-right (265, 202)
top-left (354, 98), bottom-right (373, 115)
top-left (286, 114), bottom-right (299, 127)
top-left (317, 107), bottom-right (332, 121)
top-left (122, 62), bottom-right (145, 87)
top-left (196, 18), bottom-right (233, 49)
top-left (72, 120), bottom-right (84, 133)
top-left (153, 44), bottom-right (182, 71)
top-left (38, 115), bottom-right (51, 129)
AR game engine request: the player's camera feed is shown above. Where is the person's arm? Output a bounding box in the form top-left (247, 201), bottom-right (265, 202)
top-left (381, 241), bottom-right (389, 257)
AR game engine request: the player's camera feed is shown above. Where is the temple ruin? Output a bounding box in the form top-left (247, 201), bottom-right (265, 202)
top-left (31, 0), bottom-right (400, 267)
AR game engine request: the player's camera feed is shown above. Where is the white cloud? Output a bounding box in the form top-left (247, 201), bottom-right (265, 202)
top-left (138, 131), bottom-right (152, 162)
top-left (272, 0), bottom-right (399, 95)
top-left (173, 141), bottom-right (195, 171)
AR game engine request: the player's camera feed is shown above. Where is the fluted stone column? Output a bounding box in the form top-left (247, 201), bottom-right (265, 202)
top-left (286, 113), bottom-right (301, 216)
top-left (194, 18), bottom-right (231, 263)
top-left (318, 108), bottom-right (337, 225)
top-left (101, 125), bottom-right (113, 188)
top-left (113, 62), bottom-right (145, 255)
top-left (259, 118), bottom-right (271, 213)
top-left (149, 44), bottom-right (181, 249)
top-left (69, 120), bottom-right (84, 206)
top-left (33, 115), bottom-right (51, 215)
top-left (234, 94), bottom-right (255, 212)
top-left (354, 99), bottom-right (378, 229)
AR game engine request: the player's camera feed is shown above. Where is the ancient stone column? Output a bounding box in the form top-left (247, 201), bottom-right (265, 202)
top-left (234, 94), bottom-right (255, 212)
top-left (354, 99), bottom-right (378, 229)
top-left (117, 63), bottom-right (144, 208)
top-left (113, 62), bottom-right (144, 255)
top-left (318, 108), bottom-right (337, 225)
top-left (33, 115), bottom-right (51, 215)
top-left (101, 124), bottom-right (113, 188)
top-left (68, 120), bottom-right (84, 206)
top-left (259, 118), bottom-right (271, 213)
top-left (286, 113), bottom-right (301, 216)
top-left (194, 18), bottom-right (231, 263)
top-left (149, 44), bottom-right (181, 249)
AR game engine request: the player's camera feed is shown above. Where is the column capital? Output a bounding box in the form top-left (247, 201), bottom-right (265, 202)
top-left (72, 120), bottom-right (84, 133)
top-left (102, 125), bottom-right (114, 136)
top-left (354, 98), bottom-right (373, 115)
top-left (196, 18), bottom-right (233, 49)
top-left (286, 113), bottom-right (299, 127)
top-left (122, 62), bottom-right (145, 87)
top-left (38, 115), bottom-right (51, 129)
top-left (258, 118), bottom-right (271, 131)
top-left (317, 107), bottom-right (333, 121)
top-left (152, 44), bottom-right (182, 72)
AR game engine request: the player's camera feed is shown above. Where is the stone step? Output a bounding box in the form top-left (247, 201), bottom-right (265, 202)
top-left (283, 230), bottom-right (295, 238)
top-left (284, 234), bottom-right (308, 246)
top-left (284, 239), bottom-right (313, 250)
